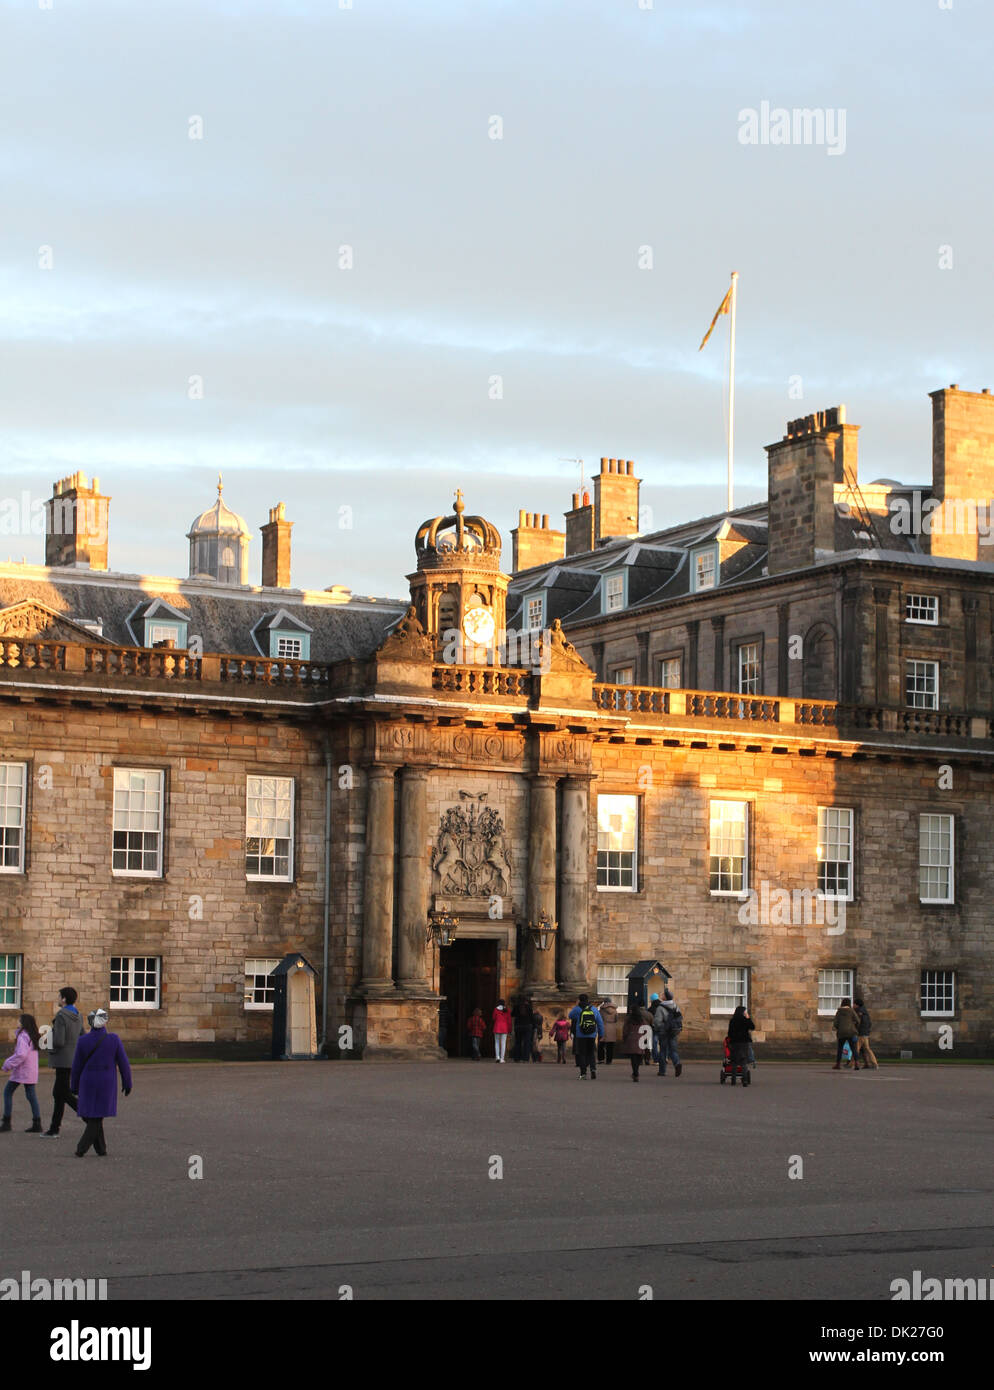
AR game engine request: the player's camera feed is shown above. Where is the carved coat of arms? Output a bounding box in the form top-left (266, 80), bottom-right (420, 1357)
top-left (431, 794), bottom-right (512, 898)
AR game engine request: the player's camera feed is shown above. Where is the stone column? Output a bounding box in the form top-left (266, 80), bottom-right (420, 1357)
top-left (359, 765), bottom-right (396, 995)
top-left (687, 619), bottom-right (699, 689)
top-left (777, 601), bottom-right (790, 696)
top-left (525, 773), bottom-right (558, 989)
top-left (711, 614), bottom-right (725, 690)
top-left (636, 631), bottom-right (650, 685)
top-left (396, 767), bottom-right (431, 992)
top-left (559, 775), bottom-right (591, 993)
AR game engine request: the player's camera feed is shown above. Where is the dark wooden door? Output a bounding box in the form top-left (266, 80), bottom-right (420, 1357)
top-left (440, 939), bottom-right (500, 1057)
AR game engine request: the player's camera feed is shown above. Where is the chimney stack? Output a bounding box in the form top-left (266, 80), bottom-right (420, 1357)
top-left (511, 508), bottom-right (566, 573)
top-left (928, 385), bottom-right (994, 561)
top-left (593, 455), bottom-right (640, 543)
top-left (260, 502), bottom-right (293, 588)
top-left (45, 472), bottom-right (110, 571)
top-left (766, 407), bottom-right (857, 575)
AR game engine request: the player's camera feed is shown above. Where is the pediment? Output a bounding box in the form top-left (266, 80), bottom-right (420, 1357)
top-left (0, 601), bottom-right (112, 644)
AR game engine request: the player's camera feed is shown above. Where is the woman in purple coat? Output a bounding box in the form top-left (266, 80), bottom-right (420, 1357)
top-left (70, 1009), bottom-right (132, 1157)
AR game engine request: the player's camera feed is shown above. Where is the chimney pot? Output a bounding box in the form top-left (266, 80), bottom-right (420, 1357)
top-left (542, 514), bottom-right (549, 528)
top-left (582, 490), bottom-right (590, 506)
top-left (600, 457), bottom-right (608, 471)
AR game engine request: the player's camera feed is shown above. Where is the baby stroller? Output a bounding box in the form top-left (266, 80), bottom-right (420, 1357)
top-left (719, 1036), bottom-right (750, 1085)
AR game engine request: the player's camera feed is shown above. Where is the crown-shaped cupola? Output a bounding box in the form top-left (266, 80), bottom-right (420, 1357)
top-left (409, 491), bottom-right (507, 660)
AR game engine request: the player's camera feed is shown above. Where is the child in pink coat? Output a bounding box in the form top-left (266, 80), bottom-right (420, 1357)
top-left (1, 1014), bottom-right (43, 1132)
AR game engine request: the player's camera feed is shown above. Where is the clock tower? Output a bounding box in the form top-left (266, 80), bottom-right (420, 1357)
top-left (409, 491), bottom-right (507, 663)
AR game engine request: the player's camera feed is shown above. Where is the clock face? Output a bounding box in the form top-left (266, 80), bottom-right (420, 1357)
top-left (462, 605), bottom-right (496, 645)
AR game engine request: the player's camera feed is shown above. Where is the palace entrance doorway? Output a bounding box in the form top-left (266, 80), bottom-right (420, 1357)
top-left (440, 938), bottom-right (500, 1057)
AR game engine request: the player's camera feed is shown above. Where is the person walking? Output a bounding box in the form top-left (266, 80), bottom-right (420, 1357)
top-left (42, 986), bottom-right (83, 1138)
top-left (652, 989), bottom-right (684, 1077)
top-left (530, 1004), bottom-right (544, 1062)
top-left (647, 992), bottom-right (662, 1065)
top-left (620, 999), bottom-right (654, 1082)
top-left (70, 1008), bottom-right (132, 1157)
top-left (1, 1014), bottom-right (43, 1132)
top-left (466, 1008), bottom-right (486, 1060)
top-left (727, 1004), bottom-right (754, 1086)
top-left (597, 999), bottom-right (618, 1066)
top-left (512, 996), bottom-right (534, 1063)
top-left (491, 998), bottom-right (512, 1063)
top-left (568, 994), bottom-right (604, 1079)
top-left (854, 997), bottom-right (878, 1069)
top-left (832, 997), bottom-right (861, 1070)
top-left (550, 1012), bottom-right (570, 1063)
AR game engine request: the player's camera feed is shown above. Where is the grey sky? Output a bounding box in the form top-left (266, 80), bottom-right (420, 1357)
top-left (2, 0), bottom-right (991, 597)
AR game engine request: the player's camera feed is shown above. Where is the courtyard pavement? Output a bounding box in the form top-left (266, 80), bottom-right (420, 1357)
top-left (3, 1058), bottom-right (992, 1301)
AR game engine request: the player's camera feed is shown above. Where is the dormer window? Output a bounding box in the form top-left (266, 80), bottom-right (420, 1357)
top-left (126, 599), bottom-right (189, 650)
top-left (251, 609), bottom-right (313, 662)
top-left (603, 571), bottom-right (627, 614)
top-left (525, 593), bottom-right (545, 632)
top-left (692, 545), bottom-right (718, 592)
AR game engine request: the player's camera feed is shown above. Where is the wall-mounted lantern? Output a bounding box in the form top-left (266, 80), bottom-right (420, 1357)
top-left (528, 909), bottom-right (558, 952)
top-left (426, 910), bottom-right (460, 947)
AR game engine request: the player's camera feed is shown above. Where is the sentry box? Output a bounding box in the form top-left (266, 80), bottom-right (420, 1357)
top-left (626, 960), bottom-right (672, 1013)
top-left (269, 953), bottom-right (319, 1059)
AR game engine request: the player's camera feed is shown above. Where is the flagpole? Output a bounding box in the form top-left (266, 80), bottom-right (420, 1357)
top-left (727, 270), bottom-right (738, 512)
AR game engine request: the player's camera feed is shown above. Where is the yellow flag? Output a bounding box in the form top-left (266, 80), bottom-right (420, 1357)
top-left (698, 285), bottom-right (733, 351)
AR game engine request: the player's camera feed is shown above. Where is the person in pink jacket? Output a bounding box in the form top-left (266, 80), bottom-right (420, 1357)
top-left (1, 1014), bottom-right (43, 1133)
top-left (491, 998), bottom-right (512, 1063)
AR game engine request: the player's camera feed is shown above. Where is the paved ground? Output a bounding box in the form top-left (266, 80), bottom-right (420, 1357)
top-left (3, 1058), bottom-right (992, 1301)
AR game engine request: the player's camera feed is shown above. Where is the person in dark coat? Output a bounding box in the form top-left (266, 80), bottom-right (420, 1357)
top-left (620, 1000), bottom-right (654, 1081)
top-left (832, 998), bottom-right (861, 1070)
top-left (727, 1005), bottom-right (754, 1087)
top-left (70, 1009), bottom-right (132, 1157)
top-left (43, 986), bottom-right (82, 1137)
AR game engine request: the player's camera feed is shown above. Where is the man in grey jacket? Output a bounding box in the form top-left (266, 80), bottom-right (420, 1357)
top-left (42, 987), bottom-right (82, 1137)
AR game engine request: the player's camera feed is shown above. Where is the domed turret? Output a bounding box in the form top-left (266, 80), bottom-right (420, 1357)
top-left (187, 475), bottom-right (251, 585)
top-left (408, 491), bottom-right (507, 658)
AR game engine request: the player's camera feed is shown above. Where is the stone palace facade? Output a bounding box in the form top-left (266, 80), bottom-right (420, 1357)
top-left (2, 385), bottom-right (994, 1059)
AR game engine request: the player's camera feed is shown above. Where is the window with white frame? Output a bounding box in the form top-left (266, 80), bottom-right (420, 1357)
top-left (526, 595), bottom-right (544, 632)
top-left (245, 958), bottom-right (280, 1009)
top-left (0, 763), bottom-right (27, 873)
top-left (149, 624), bottom-right (180, 646)
top-left (905, 594), bottom-right (938, 625)
top-left (919, 814), bottom-right (954, 903)
top-left (275, 636), bottom-right (303, 659)
top-left (710, 966), bottom-right (748, 1014)
top-left (709, 800), bottom-right (748, 894)
top-left (612, 666), bottom-right (634, 684)
top-left (920, 969), bottom-right (955, 1016)
top-left (817, 807), bottom-right (854, 899)
top-left (818, 968), bottom-right (854, 1016)
top-left (0, 953), bottom-right (22, 1007)
top-left (596, 964), bottom-right (633, 1010)
top-left (658, 656), bottom-right (681, 689)
top-left (110, 955), bottom-right (160, 1008)
top-left (596, 794), bottom-right (638, 890)
top-left (692, 546), bottom-right (717, 592)
top-left (906, 659), bottom-right (938, 709)
top-left (246, 776), bottom-right (294, 880)
top-left (604, 573), bottom-right (626, 613)
top-left (112, 769), bottom-right (164, 876)
top-left (737, 642), bottom-right (761, 695)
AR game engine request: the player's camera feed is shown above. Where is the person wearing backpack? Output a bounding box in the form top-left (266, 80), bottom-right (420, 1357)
top-left (854, 997), bottom-right (878, 1070)
top-left (550, 1012), bottom-right (571, 1063)
top-left (653, 989), bottom-right (683, 1077)
top-left (568, 994), bottom-right (604, 1079)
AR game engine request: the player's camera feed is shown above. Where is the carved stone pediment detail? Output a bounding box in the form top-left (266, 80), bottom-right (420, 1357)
top-left (431, 796), bottom-right (511, 899)
top-left (544, 618), bottom-right (593, 674)
top-left (0, 601), bottom-right (111, 644)
top-left (375, 606), bottom-right (433, 661)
